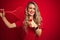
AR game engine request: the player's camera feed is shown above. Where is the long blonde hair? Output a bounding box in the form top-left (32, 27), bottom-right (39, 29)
top-left (23, 1), bottom-right (42, 32)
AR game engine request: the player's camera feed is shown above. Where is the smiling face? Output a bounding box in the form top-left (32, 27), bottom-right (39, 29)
top-left (28, 4), bottom-right (36, 16)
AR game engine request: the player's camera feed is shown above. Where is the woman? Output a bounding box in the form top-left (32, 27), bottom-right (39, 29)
top-left (0, 1), bottom-right (42, 40)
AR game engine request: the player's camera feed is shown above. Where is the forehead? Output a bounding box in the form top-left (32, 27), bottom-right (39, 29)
top-left (28, 4), bottom-right (35, 8)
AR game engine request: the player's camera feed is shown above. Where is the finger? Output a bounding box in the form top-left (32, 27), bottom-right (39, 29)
top-left (2, 9), bottom-right (5, 17)
top-left (0, 13), bottom-right (3, 17)
top-left (0, 9), bottom-right (4, 13)
top-left (27, 21), bottom-right (30, 24)
top-left (3, 9), bottom-right (5, 14)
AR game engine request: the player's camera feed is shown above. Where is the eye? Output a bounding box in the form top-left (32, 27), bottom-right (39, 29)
top-left (29, 7), bottom-right (32, 9)
top-left (33, 8), bottom-right (35, 10)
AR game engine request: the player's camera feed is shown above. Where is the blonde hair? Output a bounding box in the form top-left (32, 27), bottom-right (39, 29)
top-left (23, 1), bottom-right (42, 32)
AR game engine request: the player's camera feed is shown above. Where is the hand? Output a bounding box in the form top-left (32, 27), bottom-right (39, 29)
top-left (31, 20), bottom-right (37, 28)
top-left (0, 12), bottom-right (2, 17)
top-left (27, 20), bottom-right (38, 28)
top-left (0, 9), bottom-right (5, 18)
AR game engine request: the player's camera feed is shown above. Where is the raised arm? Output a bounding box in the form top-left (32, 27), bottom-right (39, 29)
top-left (28, 19), bottom-right (42, 36)
top-left (0, 9), bottom-right (16, 28)
top-left (33, 23), bottom-right (42, 36)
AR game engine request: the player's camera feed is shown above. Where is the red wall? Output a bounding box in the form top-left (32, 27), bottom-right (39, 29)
top-left (0, 0), bottom-right (59, 40)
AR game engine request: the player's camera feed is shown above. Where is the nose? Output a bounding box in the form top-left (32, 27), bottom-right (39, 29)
top-left (31, 8), bottom-right (35, 12)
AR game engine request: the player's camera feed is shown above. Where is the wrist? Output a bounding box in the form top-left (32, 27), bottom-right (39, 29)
top-left (34, 27), bottom-right (39, 30)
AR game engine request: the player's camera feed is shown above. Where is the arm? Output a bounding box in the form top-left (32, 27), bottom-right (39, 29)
top-left (2, 17), bottom-right (16, 28)
top-left (35, 27), bottom-right (42, 36)
top-left (28, 20), bottom-right (42, 36)
top-left (32, 20), bottom-right (42, 36)
top-left (0, 9), bottom-right (16, 28)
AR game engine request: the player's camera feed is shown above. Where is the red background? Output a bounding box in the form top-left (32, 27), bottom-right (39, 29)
top-left (0, 0), bottom-right (59, 40)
